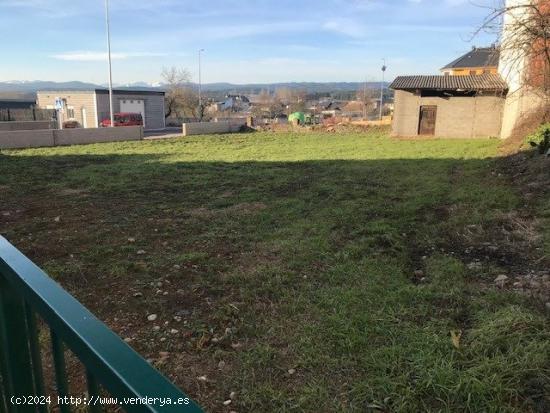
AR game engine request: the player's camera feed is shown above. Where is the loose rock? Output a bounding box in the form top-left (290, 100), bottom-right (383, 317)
top-left (494, 275), bottom-right (509, 287)
top-left (467, 262), bottom-right (482, 270)
top-left (147, 314), bottom-right (158, 321)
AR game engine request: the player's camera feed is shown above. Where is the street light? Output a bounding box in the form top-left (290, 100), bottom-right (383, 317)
top-left (379, 59), bottom-right (387, 121)
top-left (363, 77), bottom-right (368, 120)
top-left (198, 49), bottom-right (205, 120)
top-left (104, 0), bottom-right (114, 127)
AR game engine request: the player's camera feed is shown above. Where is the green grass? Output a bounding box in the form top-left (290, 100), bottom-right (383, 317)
top-left (1, 130), bottom-right (548, 412)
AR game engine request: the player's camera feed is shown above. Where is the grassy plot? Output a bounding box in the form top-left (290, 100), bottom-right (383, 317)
top-left (0, 131), bottom-right (549, 412)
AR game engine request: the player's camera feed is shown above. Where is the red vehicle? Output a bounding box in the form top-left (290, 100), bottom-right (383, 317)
top-left (100, 113), bottom-right (143, 127)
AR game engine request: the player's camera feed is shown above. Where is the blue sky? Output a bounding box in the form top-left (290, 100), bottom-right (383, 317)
top-left (0, 0), bottom-right (497, 84)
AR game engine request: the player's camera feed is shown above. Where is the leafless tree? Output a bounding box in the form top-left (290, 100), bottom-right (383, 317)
top-left (475, 0), bottom-right (550, 94)
top-left (356, 87), bottom-right (378, 116)
top-left (275, 88), bottom-right (307, 114)
top-left (252, 90), bottom-right (284, 119)
top-left (161, 66), bottom-right (199, 119)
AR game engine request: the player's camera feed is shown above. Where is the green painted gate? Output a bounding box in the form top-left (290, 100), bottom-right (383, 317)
top-left (0, 236), bottom-right (203, 413)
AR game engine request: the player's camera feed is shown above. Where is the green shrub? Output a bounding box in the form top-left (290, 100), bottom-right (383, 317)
top-left (528, 123), bottom-right (550, 155)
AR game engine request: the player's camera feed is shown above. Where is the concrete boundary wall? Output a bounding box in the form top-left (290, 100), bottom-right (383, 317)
top-left (0, 126), bottom-right (143, 149)
top-left (53, 126), bottom-right (143, 146)
top-left (0, 130), bottom-right (55, 149)
top-left (0, 121), bottom-right (54, 131)
top-left (182, 121), bottom-right (246, 136)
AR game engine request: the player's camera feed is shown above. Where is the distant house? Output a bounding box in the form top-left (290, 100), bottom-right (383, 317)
top-left (36, 89), bottom-right (166, 130)
top-left (221, 95), bottom-right (251, 112)
top-left (320, 101), bottom-right (343, 118)
top-left (391, 74), bottom-right (508, 138)
top-left (441, 46), bottom-right (500, 76)
top-left (341, 100), bottom-right (366, 119)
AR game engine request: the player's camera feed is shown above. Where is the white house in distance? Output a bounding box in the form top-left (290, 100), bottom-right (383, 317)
top-left (36, 89), bottom-right (166, 130)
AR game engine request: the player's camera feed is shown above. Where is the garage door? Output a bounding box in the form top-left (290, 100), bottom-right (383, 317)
top-left (120, 99), bottom-right (145, 127)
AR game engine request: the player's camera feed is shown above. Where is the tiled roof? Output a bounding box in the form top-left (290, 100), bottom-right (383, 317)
top-left (389, 75), bottom-right (508, 91)
top-left (442, 47), bottom-right (500, 70)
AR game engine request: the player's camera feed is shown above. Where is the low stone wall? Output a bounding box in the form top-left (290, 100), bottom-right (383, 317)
top-left (0, 130), bottom-right (55, 149)
top-left (0, 126), bottom-right (143, 149)
top-left (53, 126), bottom-right (143, 146)
top-left (182, 121), bottom-right (246, 136)
top-left (0, 121), bottom-right (54, 131)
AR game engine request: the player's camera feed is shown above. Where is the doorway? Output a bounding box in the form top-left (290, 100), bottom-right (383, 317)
top-left (418, 105), bottom-right (437, 135)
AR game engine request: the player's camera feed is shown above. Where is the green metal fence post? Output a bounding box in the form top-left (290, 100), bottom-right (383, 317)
top-left (24, 305), bottom-right (46, 413)
top-left (51, 331), bottom-right (70, 413)
top-left (85, 369), bottom-right (101, 413)
top-left (0, 276), bottom-right (36, 413)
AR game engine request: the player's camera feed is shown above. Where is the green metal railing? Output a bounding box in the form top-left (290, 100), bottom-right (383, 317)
top-left (0, 236), bottom-right (203, 413)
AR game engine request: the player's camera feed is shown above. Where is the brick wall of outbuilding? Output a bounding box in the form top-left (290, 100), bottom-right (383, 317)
top-left (392, 90), bottom-right (505, 138)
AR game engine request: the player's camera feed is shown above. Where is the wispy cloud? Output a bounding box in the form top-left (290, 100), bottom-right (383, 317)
top-left (50, 51), bottom-right (168, 62)
top-left (323, 18), bottom-right (370, 38)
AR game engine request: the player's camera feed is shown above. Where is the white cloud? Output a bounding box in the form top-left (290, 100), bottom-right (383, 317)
top-left (323, 18), bottom-right (369, 38)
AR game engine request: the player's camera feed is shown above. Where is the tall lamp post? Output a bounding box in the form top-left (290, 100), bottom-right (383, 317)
top-left (379, 59), bottom-right (387, 121)
top-left (363, 77), bottom-right (368, 120)
top-left (104, 0), bottom-right (114, 127)
top-left (198, 49), bottom-right (205, 121)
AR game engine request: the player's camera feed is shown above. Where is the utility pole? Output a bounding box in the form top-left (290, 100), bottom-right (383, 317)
top-left (379, 59), bottom-right (387, 121)
top-left (363, 77), bottom-right (368, 120)
top-left (198, 49), bottom-right (204, 121)
top-left (104, 0), bottom-right (114, 127)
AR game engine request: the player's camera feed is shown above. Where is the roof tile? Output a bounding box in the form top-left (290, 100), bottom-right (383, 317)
top-left (389, 75), bottom-right (508, 91)
top-left (442, 47), bottom-right (500, 70)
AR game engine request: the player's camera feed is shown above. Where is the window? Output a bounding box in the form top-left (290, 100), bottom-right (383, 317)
top-left (67, 106), bottom-right (75, 119)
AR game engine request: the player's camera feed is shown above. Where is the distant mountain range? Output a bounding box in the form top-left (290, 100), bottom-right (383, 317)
top-left (0, 80), bottom-right (389, 99)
